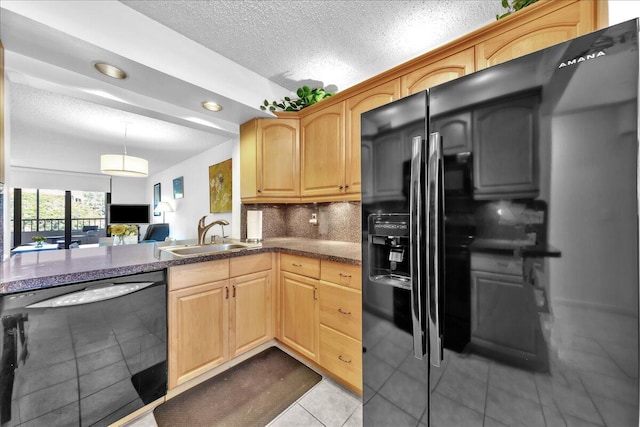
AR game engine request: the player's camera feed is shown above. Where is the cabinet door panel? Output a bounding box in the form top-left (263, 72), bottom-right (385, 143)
top-left (346, 80), bottom-right (400, 195)
top-left (401, 48), bottom-right (475, 96)
top-left (473, 94), bottom-right (539, 199)
top-left (258, 119), bottom-right (300, 197)
top-left (471, 271), bottom-right (536, 354)
top-left (319, 281), bottom-right (362, 340)
top-left (169, 280), bottom-right (229, 388)
top-left (300, 103), bottom-right (345, 196)
top-left (431, 111), bottom-right (472, 155)
top-left (281, 272), bottom-right (319, 360)
top-left (230, 270), bottom-right (272, 357)
top-left (475, 2), bottom-right (584, 70)
top-left (319, 325), bottom-right (362, 390)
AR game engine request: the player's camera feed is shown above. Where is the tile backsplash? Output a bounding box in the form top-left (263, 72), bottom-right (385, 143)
top-left (240, 202), bottom-right (361, 243)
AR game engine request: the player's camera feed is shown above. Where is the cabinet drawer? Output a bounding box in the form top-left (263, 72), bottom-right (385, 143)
top-left (471, 253), bottom-right (522, 276)
top-left (319, 281), bottom-right (362, 340)
top-left (280, 253), bottom-right (320, 278)
top-left (319, 325), bottom-right (362, 390)
top-left (169, 259), bottom-right (230, 290)
top-left (321, 260), bottom-right (361, 290)
top-left (229, 252), bottom-right (272, 277)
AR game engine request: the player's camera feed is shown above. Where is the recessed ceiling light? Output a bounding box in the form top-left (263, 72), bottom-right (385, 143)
top-left (201, 101), bottom-right (223, 112)
top-left (94, 62), bottom-right (127, 80)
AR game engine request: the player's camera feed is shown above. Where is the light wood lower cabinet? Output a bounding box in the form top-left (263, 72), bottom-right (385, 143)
top-left (168, 252), bottom-right (362, 394)
top-left (168, 253), bottom-right (274, 389)
top-left (279, 254), bottom-right (362, 393)
top-left (230, 269), bottom-right (273, 358)
top-left (169, 279), bottom-right (229, 388)
top-left (280, 271), bottom-right (320, 361)
top-left (319, 325), bottom-right (362, 390)
top-left (318, 261), bottom-right (362, 393)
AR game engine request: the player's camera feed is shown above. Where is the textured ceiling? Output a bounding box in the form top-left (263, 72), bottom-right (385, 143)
top-left (119, 0), bottom-right (502, 92)
top-left (2, 0), bottom-right (504, 176)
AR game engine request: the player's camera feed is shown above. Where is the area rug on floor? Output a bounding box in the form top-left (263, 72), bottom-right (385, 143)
top-left (153, 346), bottom-right (322, 427)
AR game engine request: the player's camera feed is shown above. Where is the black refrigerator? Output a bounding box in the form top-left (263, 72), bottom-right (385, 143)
top-left (361, 19), bottom-right (639, 426)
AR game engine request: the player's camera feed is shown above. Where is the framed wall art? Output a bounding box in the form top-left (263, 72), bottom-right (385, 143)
top-left (208, 159), bottom-right (232, 213)
top-left (173, 176), bottom-right (184, 199)
top-left (153, 183), bottom-right (161, 216)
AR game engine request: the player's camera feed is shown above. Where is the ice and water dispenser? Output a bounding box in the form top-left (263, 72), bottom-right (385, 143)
top-left (367, 213), bottom-right (411, 290)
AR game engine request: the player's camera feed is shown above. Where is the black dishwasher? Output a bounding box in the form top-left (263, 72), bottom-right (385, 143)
top-left (0, 270), bottom-right (167, 426)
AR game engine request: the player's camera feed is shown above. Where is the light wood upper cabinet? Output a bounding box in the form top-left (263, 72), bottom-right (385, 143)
top-left (345, 80), bottom-right (401, 196)
top-left (475, 1), bottom-right (596, 70)
top-left (300, 102), bottom-right (346, 198)
top-left (401, 48), bottom-right (475, 96)
top-left (238, 0), bottom-right (603, 204)
top-left (240, 118), bottom-right (300, 202)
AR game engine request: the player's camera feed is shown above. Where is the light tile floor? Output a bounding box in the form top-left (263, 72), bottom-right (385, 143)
top-left (129, 299), bottom-right (639, 427)
top-left (362, 302), bottom-right (639, 427)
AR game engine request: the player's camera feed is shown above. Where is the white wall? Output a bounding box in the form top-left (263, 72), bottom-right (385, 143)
top-left (110, 177), bottom-right (147, 204)
top-left (145, 137), bottom-right (240, 241)
top-left (609, 1), bottom-right (640, 25)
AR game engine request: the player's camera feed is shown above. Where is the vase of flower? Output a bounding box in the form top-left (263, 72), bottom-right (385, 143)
top-left (109, 224), bottom-right (137, 246)
top-left (32, 236), bottom-right (46, 248)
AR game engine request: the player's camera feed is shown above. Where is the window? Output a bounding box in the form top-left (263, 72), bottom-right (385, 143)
top-left (12, 188), bottom-right (107, 247)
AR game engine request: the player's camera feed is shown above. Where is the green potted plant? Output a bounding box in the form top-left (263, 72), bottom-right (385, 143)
top-left (496, 0), bottom-right (539, 20)
top-left (260, 86), bottom-right (334, 112)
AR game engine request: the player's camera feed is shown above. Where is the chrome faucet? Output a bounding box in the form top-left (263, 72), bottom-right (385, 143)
top-left (197, 216), bottom-right (229, 245)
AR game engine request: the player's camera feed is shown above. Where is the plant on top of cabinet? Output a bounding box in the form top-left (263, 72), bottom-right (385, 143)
top-left (261, 86), bottom-right (334, 112)
top-left (496, 0), bottom-right (539, 20)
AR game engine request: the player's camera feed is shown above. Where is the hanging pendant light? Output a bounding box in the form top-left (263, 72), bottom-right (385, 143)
top-left (101, 123), bottom-right (148, 177)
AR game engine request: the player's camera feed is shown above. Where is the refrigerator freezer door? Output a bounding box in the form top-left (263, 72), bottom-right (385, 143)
top-left (427, 19), bottom-right (639, 427)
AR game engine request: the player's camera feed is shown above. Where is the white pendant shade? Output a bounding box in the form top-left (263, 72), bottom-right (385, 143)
top-left (100, 154), bottom-right (148, 177)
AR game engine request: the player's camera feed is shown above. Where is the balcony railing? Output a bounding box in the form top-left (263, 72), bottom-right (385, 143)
top-left (16, 218), bottom-right (106, 232)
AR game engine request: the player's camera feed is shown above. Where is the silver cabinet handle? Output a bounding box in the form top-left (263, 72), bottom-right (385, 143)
top-left (410, 135), bottom-right (426, 359)
top-left (427, 132), bottom-right (443, 368)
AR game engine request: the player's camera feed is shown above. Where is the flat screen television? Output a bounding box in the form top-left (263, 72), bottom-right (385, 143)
top-left (108, 204), bottom-right (150, 224)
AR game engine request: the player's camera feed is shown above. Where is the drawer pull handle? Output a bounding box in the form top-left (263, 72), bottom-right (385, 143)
top-left (232, 285), bottom-right (236, 298)
top-left (225, 286), bottom-right (229, 299)
top-left (313, 287), bottom-right (318, 300)
top-left (338, 308), bottom-right (351, 315)
top-left (339, 273), bottom-right (352, 278)
top-left (292, 263), bottom-right (302, 267)
top-left (338, 355), bottom-right (352, 364)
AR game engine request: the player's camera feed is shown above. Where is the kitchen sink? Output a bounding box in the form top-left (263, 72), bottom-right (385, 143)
top-left (162, 242), bottom-right (255, 257)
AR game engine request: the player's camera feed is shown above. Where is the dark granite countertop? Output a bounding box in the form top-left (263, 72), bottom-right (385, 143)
top-left (469, 238), bottom-right (561, 258)
top-left (0, 237), bottom-right (361, 294)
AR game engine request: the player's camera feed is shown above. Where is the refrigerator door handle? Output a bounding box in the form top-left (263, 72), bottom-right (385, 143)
top-left (410, 135), bottom-right (426, 359)
top-left (427, 132), bottom-right (443, 367)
